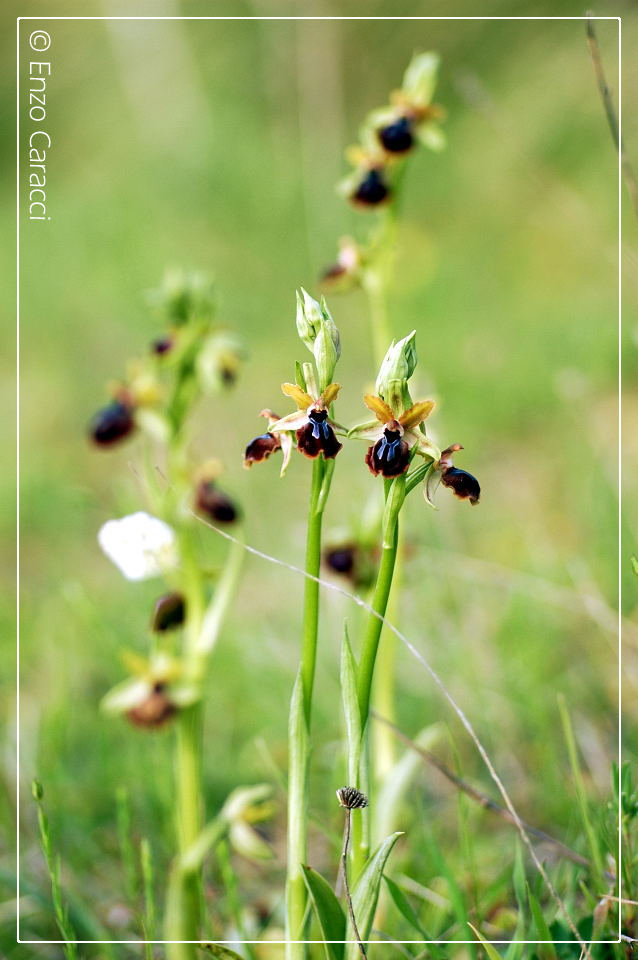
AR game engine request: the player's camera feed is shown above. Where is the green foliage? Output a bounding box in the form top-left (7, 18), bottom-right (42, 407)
top-left (301, 864), bottom-right (346, 960)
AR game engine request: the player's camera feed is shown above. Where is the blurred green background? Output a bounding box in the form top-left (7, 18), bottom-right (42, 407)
top-left (3, 0), bottom-right (636, 955)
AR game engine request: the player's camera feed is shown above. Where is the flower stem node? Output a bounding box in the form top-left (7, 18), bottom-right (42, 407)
top-left (336, 786), bottom-right (369, 810)
top-left (89, 400), bottom-right (135, 447)
top-left (151, 592), bottom-right (186, 632)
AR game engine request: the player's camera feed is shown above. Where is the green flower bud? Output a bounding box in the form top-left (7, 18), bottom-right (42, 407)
top-left (401, 51), bottom-right (440, 108)
top-left (375, 331), bottom-right (417, 414)
top-left (32, 779), bottom-right (44, 801)
top-left (295, 289), bottom-right (341, 391)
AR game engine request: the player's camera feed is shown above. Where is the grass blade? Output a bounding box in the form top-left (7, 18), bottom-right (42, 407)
top-left (301, 864), bottom-right (346, 960)
top-left (346, 832), bottom-right (402, 960)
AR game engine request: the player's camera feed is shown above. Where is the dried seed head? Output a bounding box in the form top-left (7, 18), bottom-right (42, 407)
top-left (336, 786), bottom-right (369, 810)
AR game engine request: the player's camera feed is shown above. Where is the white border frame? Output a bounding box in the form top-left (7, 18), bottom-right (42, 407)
top-left (16, 13), bottom-right (623, 950)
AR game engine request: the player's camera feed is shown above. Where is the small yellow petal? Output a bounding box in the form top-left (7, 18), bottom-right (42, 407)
top-left (400, 400), bottom-right (435, 428)
top-left (281, 382), bottom-right (313, 409)
top-left (321, 382), bottom-right (341, 405)
top-left (364, 394), bottom-right (394, 423)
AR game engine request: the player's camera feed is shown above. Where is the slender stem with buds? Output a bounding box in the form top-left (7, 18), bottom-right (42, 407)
top-left (341, 809), bottom-right (367, 960)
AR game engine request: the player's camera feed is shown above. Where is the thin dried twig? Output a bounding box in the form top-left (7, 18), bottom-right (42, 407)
top-left (372, 710), bottom-right (615, 882)
top-left (586, 14), bottom-right (638, 217)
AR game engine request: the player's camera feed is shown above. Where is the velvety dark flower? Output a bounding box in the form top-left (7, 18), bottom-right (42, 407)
top-left (425, 444), bottom-right (480, 506)
top-left (378, 115), bottom-right (414, 153)
top-left (243, 409), bottom-right (291, 473)
top-left (352, 168), bottom-right (390, 207)
top-left (90, 401), bottom-right (135, 446)
top-left (324, 544), bottom-right (356, 576)
top-left (196, 481), bottom-right (240, 524)
top-left (269, 382), bottom-right (343, 462)
top-left (151, 592), bottom-right (186, 632)
top-left (151, 335), bottom-right (173, 355)
top-left (350, 394), bottom-right (438, 478)
top-left (101, 652), bottom-right (199, 730)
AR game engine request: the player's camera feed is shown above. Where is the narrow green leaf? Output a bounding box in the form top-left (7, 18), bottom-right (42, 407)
top-left (527, 883), bottom-right (557, 959)
top-left (504, 842), bottom-right (525, 960)
top-left (341, 626), bottom-right (362, 785)
top-left (301, 864), bottom-right (346, 960)
top-left (468, 922), bottom-right (503, 960)
top-left (345, 832), bottom-right (402, 960)
top-left (383, 874), bottom-right (427, 938)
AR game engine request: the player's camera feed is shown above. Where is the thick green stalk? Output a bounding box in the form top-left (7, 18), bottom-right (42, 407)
top-left (300, 457), bottom-right (326, 720)
top-left (352, 476), bottom-right (405, 876)
top-left (356, 476), bottom-right (406, 729)
top-left (286, 457), bottom-right (330, 959)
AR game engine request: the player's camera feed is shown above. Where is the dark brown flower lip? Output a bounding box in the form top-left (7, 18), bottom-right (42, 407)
top-left (296, 410), bottom-right (342, 460)
top-left (151, 592), bottom-right (186, 632)
top-left (89, 401), bottom-right (135, 447)
top-left (351, 168), bottom-right (391, 207)
top-left (378, 115), bottom-right (414, 154)
top-left (151, 335), bottom-right (173, 355)
top-left (365, 424), bottom-right (410, 477)
top-left (126, 687), bottom-right (176, 729)
top-left (196, 481), bottom-right (240, 523)
top-left (243, 432), bottom-right (282, 467)
top-left (324, 543), bottom-right (357, 576)
top-left (441, 466), bottom-right (480, 505)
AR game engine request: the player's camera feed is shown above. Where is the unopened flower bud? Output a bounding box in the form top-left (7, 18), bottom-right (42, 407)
top-left (401, 51), bottom-right (440, 109)
top-left (32, 779), bottom-right (44, 801)
top-left (375, 331), bottom-right (417, 413)
top-left (295, 290), bottom-right (341, 391)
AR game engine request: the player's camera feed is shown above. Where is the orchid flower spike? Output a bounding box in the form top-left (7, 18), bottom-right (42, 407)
top-left (269, 381), bottom-right (343, 461)
top-left (425, 444), bottom-right (481, 507)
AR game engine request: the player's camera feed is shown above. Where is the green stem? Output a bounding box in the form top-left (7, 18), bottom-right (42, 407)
top-left (286, 457), bottom-right (331, 960)
top-left (300, 457), bottom-right (326, 721)
top-left (356, 476), bottom-right (406, 729)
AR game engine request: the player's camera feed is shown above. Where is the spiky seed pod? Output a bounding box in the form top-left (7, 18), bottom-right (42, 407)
top-left (336, 786), bottom-right (369, 810)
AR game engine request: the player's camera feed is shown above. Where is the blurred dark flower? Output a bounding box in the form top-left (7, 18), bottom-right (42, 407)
top-left (89, 400), bottom-right (135, 446)
top-left (378, 115), bottom-right (414, 154)
top-left (352, 168), bottom-right (390, 207)
top-left (151, 592), bottom-right (186, 632)
top-left (196, 480), bottom-right (240, 524)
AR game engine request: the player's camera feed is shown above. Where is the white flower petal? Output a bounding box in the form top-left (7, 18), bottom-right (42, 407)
top-left (101, 677), bottom-right (151, 714)
top-left (98, 511), bottom-right (178, 581)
